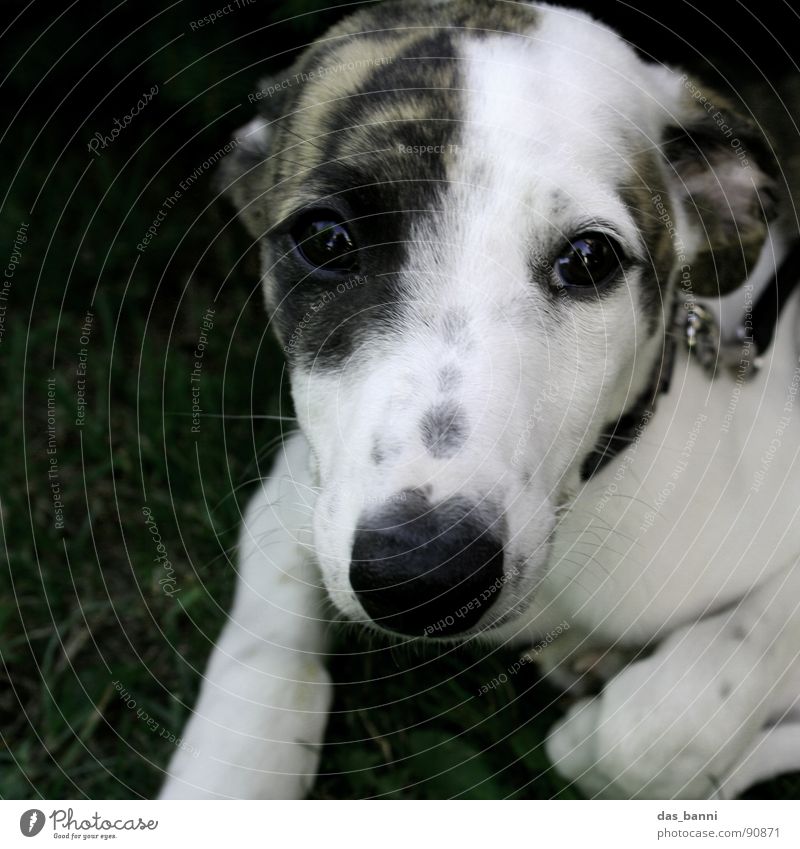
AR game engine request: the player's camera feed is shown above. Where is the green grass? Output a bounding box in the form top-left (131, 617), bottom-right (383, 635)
top-left (0, 0), bottom-right (573, 800)
top-left (0, 0), bottom-right (796, 801)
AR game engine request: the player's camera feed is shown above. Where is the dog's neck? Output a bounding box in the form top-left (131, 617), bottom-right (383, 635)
top-left (581, 227), bottom-right (800, 481)
top-left (580, 315), bottom-right (677, 481)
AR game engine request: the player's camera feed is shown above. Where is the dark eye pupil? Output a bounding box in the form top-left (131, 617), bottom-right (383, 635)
top-left (556, 234), bottom-right (621, 288)
top-left (294, 217), bottom-right (355, 271)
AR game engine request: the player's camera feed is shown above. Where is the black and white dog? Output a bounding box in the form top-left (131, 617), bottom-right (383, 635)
top-left (162, 0), bottom-right (800, 799)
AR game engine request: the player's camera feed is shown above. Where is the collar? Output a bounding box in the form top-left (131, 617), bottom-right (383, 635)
top-left (580, 237), bottom-right (800, 481)
top-left (683, 237), bottom-right (800, 380)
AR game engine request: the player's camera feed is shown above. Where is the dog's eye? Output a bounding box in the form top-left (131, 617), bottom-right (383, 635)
top-left (291, 213), bottom-right (357, 272)
top-left (555, 233), bottom-right (624, 290)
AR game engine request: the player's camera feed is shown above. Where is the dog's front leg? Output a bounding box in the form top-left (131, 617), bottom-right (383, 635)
top-left (160, 434), bottom-right (332, 799)
top-left (546, 565), bottom-right (800, 798)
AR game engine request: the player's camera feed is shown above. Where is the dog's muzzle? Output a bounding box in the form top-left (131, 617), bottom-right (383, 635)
top-left (349, 493), bottom-right (505, 637)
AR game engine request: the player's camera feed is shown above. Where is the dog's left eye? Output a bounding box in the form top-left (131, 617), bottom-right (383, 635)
top-left (291, 212), bottom-right (357, 273)
top-left (555, 232), bottom-right (624, 290)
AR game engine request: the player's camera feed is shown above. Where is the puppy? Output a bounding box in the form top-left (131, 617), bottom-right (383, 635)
top-left (162, 0), bottom-right (800, 799)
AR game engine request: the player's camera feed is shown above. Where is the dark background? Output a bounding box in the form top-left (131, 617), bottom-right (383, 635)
top-left (1, 0), bottom-right (797, 798)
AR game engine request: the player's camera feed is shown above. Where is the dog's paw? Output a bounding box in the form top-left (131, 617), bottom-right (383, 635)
top-left (160, 653), bottom-right (332, 799)
top-left (545, 655), bottom-right (750, 799)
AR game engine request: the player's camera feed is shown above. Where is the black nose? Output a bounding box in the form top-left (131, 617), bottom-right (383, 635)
top-left (350, 494), bottom-right (505, 637)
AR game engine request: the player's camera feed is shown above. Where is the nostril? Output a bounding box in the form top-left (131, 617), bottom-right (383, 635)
top-left (349, 496), bottom-right (505, 637)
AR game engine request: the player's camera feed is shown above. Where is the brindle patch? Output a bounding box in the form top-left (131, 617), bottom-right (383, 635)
top-left (619, 149), bottom-right (678, 334)
top-left (259, 1), bottom-right (542, 221)
top-left (225, 1), bottom-right (544, 370)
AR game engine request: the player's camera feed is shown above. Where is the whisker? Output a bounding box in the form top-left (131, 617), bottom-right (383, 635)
top-left (550, 556), bottom-right (606, 595)
top-left (557, 509), bottom-right (644, 548)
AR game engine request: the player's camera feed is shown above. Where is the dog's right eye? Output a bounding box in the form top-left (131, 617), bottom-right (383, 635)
top-left (554, 232), bottom-right (624, 291)
top-left (291, 212), bottom-right (357, 273)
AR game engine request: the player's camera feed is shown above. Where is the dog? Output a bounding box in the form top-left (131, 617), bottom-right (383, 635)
top-left (160, 0), bottom-right (800, 799)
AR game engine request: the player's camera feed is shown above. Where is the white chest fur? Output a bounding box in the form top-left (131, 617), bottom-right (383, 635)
top-left (518, 283), bottom-right (800, 649)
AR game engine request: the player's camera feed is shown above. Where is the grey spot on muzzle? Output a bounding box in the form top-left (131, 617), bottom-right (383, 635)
top-left (420, 401), bottom-right (468, 458)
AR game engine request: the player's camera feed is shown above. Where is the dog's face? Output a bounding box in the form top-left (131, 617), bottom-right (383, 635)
top-left (222, 1), bottom-right (774, 638)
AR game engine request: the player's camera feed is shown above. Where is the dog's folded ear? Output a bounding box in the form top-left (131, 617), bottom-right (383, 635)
top-left (216, 76), bottom-right (288, 238)
top-left (662, 78), bottom-right (779, 296)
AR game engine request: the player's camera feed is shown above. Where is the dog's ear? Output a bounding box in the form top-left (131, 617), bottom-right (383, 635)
top-left (661, 79), bottom-right (779, 296)
top-left (216, 77), bottom-right (289, 238)
top-left (216, 116), bottom-right (273, 237)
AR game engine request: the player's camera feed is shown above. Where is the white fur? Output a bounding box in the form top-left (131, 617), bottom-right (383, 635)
top-left (295, 11), bottom-right (684, 628)
top-left (164, 3), bottom-right (800, 798)
top-left (161, 435), bottom-right (331, 799)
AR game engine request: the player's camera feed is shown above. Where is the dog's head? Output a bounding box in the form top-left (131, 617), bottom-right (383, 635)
top-left (220, 0), bottom-right (776, 638)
